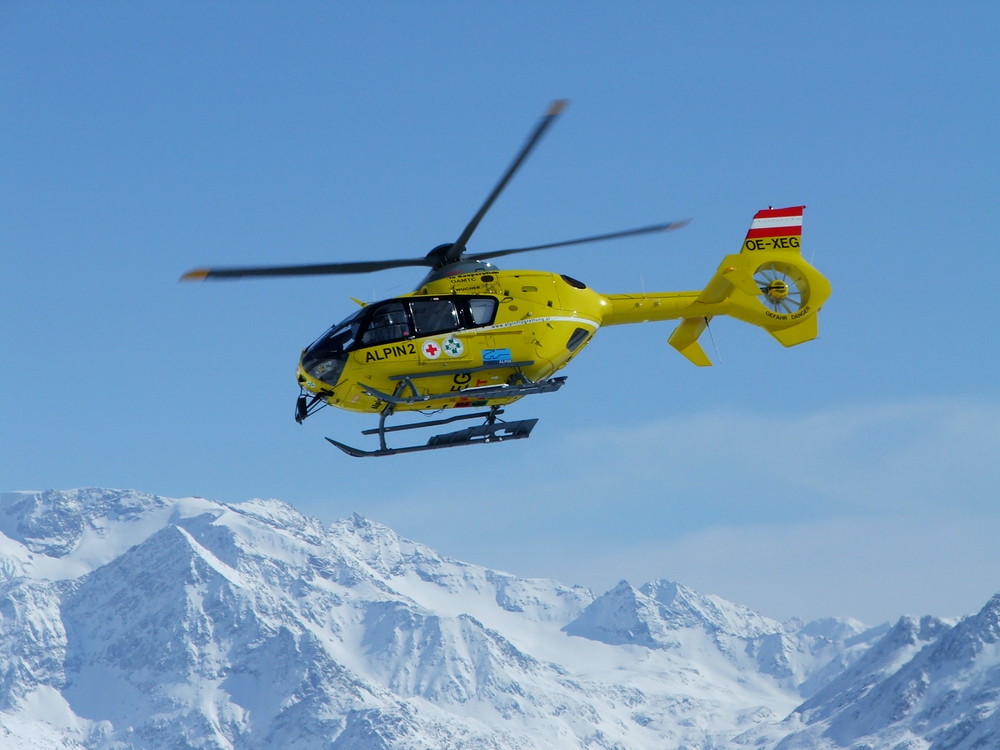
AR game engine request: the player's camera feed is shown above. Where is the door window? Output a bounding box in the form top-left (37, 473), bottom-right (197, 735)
top-left (361, 302), bottom-right (410, 345)
top-left (467, 297), bottom-right (498, 326)
top-left (409, 299), bottom-right (459, 335)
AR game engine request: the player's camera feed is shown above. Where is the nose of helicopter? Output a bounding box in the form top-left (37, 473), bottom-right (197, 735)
top-left (295, 353), bottom-right (345, 424)
top-left (298, 348), bottom-right (347, 392)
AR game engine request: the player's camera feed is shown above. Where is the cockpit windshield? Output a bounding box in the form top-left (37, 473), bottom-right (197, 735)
top-left (301, 310), bottom-right (363, 385)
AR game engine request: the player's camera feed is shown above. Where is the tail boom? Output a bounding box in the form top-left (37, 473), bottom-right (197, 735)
top-left (597, 206), bottom-right (831, 366)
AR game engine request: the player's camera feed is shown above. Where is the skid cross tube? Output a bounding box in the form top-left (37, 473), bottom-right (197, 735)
top-left (388, 360), bottom-right (535, 381)
top-left (324, 371), bottom-right (568, 457)
top-left (361, 376), bottom-right (566, 406)
top-left (361, 409), bottom-right (504, 435)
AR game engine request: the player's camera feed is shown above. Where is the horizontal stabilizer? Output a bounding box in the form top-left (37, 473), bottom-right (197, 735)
top-left (768, 315), bottom-right (819, 347)
top-left (663, 205), bottom-right (829, 365)
top-left (668, 317), bottom-right (712, 366)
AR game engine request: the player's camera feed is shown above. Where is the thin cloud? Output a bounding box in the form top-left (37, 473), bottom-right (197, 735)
top-left (360, 397), bottom-right (1000, 624)
top-left (559, 396), bottom-right (1000, 514)
top-left (573, 509), bottom-right (1000, 625)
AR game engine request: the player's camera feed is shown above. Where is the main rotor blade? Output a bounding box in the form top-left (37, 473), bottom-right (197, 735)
top-left (464, 219), bottom-right (691, 262)
top-left (446, 99), bottom-right (568, 265)
top-left (180, 257), bottom-right (433, 281)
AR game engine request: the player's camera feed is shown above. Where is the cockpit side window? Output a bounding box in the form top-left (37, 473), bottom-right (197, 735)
top-left (328, 319), bottom-right (360, 352)
top-left (409, 298), bottom-right (459, 335)
top-left (361, 302), bottom-right (411, 345)
top-left (304, 311), bottom-right (362, 360)
top-left (467, 297), bottom-right (497, 326)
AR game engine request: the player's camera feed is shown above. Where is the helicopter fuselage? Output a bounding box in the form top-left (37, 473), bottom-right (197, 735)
top-left (297, 269), bottom-right (612, 414)
top-left (183, 98), bottom-right (832, 456)
top-left (295, 228), bottom-right (831, 422)
top-left (295, 266), bottom-right (726, 416)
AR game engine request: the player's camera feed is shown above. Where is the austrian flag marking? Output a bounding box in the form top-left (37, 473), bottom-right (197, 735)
top-left (743, 205), bottom-right (805, 251)
top-left (746, 206), bottom-right (804, 239)
top-left (422, 341), bottom-right (442, 359)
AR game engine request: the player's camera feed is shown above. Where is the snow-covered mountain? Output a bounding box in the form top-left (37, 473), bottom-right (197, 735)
top-left (0, 489), bottom-right (997, 749)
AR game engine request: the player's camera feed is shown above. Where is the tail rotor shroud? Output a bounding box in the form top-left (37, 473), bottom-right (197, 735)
top-left (754, 262), bottom-right (809, 314)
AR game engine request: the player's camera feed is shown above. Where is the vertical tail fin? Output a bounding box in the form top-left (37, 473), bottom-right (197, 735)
top-left (667, 205), bottom-right (831, 365)
top-left (742, 206), bottom-right (804, 253)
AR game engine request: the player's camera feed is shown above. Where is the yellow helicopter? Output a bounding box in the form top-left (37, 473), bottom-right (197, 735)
top-left (182, 100), bottom-right (831, 457)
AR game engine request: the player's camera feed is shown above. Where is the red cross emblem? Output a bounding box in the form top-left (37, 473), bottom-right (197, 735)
top-left (422, 341), bottom-right (441, 359)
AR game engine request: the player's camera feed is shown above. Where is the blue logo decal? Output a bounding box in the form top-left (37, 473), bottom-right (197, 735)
top-left (482, 348), bottom-right (513, 364)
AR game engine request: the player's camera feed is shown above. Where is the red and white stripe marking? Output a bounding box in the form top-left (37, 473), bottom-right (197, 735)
top-left (746, 206), bottom-right (804, 238)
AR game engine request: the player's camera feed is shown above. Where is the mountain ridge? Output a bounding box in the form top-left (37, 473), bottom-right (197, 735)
top-left (1, 488), bottom-right (997, 749)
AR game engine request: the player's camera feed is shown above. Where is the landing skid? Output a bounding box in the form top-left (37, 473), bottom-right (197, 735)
top-left (325, 375), bottom-right (566, 458)
top-left (326, 407), bottom-right (537, 457)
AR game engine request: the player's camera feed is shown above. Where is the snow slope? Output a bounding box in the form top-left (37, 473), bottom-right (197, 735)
top-left (0, 489), bottom-right (997, 749)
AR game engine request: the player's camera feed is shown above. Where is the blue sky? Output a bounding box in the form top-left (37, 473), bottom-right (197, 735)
top-left (3, 2), bottom-right (998, 624)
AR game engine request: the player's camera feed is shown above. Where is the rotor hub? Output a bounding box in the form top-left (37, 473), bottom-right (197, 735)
top-left (754, 262), bottom-right (808, 314)
top-left (764, 278), bottom-right (790, 302)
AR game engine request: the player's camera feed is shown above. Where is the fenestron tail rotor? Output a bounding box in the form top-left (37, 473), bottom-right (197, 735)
top-left (754, 262), bottom-right (808, 314)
